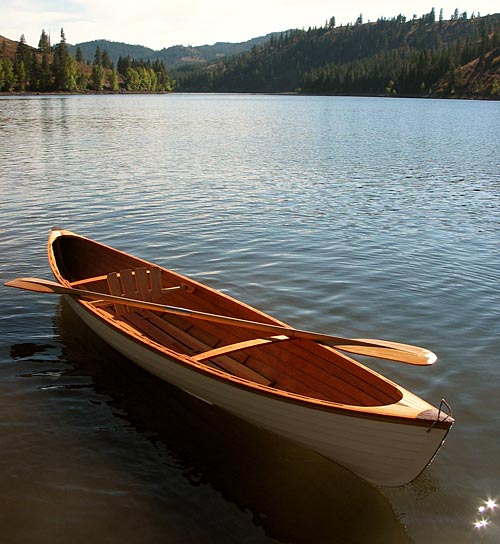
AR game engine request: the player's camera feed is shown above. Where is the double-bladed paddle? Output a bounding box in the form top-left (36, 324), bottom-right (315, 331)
top-left (4, 277), bottom-right (437, 366)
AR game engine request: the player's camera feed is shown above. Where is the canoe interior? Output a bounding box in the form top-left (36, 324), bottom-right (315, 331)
top-left (51, 234), bottom-right (404, 408)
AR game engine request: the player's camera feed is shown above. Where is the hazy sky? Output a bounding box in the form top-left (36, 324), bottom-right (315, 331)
top-left (2, 1), bottom-right (499, 50)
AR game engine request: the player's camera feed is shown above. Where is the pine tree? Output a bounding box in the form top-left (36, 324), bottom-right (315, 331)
top-left (91, 63), bottom-right (105, 90)
top-left (93, 46), bottom-right (102, 66)
top-left (14, 60), bottom-right (25, 91)
top-left (29, 52), bottom-right (41, 90)
top-left (108, 68), bottom-right (119, 91)
top-left (52, 28), bottom-right (76, 90)
top-left (40, 49), bottom-right (52, 90)
top-left (1, 58), bottom-right (15, 91)
top-left (75, 46), bottom-right (83, 63)
top-left (102, 50), bottom-right (111, 69)
top-left (34, 30), bottom-right (53, 90)
top-left (38, 30), bottom-right (51, 54)
top-left (14, 35), bottom-right (30, 91)
top-left (16, 34), bottom-right (29, 64)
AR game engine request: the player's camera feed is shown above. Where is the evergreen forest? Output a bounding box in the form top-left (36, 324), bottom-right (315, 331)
top-left (0, 29), bottom-right (173, 93)
top-left (175, 9), bottom-right (500, 98)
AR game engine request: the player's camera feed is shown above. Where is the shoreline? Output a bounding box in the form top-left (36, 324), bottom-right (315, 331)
top-left (1, 90), bottom-right (499, 101)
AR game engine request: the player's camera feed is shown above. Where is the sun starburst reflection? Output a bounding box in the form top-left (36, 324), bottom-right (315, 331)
top-left (485, 499), bottom-right (498, 510)
top-left (473, 497), bottom-right (498, 531)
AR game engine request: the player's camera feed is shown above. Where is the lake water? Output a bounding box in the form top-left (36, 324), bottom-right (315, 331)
top-left (0, 93), bottom-right (499, 543)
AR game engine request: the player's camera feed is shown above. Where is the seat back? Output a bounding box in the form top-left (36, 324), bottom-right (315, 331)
top-left (107, 267), bottom-right (163, 315)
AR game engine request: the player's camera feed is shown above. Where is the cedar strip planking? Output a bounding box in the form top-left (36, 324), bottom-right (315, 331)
top-left (179, 293), bottom-right (398, 404)
top-left (244, 343), bottom-right (384, 406)
top-left (156, 304), bottom-right (390, 405)
top-left (123, 312), bottom-right (196, 356)
top-left (149, 310), bottom-right (372, 404)
top-left (258, 339), bottom-right (399, 405)
top-left (66, 239), bottom-right (397, 404)
top-left (140, 311), bottom-right (272, 386)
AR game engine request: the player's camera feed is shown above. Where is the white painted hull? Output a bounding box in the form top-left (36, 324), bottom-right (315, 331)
top-left (67, 296), bottom-right (450, 487)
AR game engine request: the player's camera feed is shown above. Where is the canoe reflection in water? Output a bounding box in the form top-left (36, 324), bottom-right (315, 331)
top-left (53, 299), bottom-right (412, 544)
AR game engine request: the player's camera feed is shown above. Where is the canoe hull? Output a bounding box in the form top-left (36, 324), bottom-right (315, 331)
top-left (65, 295), bottom-right (450, 487)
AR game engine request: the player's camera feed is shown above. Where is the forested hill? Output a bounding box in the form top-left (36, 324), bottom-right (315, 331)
top-left (175, 10), bottom-right (500, 98)
top-left (67, 33), bottom-right (283, 68)
top-left (0, 30), bottom-right (173, 93)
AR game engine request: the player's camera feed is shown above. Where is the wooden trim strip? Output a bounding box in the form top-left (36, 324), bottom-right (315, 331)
top-left (192, 335), bottom-right (291, 362)
top-left (71, 272), bottom-right (186, 294)
top-left (70, 275), bottom-right (108, 287)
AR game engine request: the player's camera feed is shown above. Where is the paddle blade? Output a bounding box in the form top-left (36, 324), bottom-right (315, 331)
top-left (334, 339), bottom-right (437, 366)
top-left (4, 277), bottom-right (68, 294)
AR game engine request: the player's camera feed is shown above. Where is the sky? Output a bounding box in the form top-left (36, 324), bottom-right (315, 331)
top-left (2, 0), bottom-right (500, 50)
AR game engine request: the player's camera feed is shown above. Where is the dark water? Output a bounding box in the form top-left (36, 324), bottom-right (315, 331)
top-left (0, 93), bottom-right (499, 543)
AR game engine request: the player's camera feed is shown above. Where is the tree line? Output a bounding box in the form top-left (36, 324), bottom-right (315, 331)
top-left (0, 29), bottom-right (173, 93)
top-left (2, 11), bottom-right (499, 97)
top-left (174, 10), bottom-right (500, 98)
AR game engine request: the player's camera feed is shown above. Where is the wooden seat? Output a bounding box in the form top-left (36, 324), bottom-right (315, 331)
top-left (107, 267), bottom-right (164, 314)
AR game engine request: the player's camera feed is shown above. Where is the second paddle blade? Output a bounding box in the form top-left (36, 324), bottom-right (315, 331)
top-left (334, 339), bottom-right (437, 366)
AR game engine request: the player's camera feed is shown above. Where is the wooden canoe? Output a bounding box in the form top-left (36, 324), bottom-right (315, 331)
top-left (47, 227), bottom-right (453, 486)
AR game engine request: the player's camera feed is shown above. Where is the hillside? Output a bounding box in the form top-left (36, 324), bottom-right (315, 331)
top-left (67, 33), bottom-right (283, 68)
top-left (0, 32), bottom-right (172, 93)
top-left (174, 11), bottom-right (500, 99)
top-left (2, 11), bottom-right (500, 98)
top-left (68, 40), bottom-right (155, 65)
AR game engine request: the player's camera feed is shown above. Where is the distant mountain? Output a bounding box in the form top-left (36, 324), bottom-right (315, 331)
top-left (68, 40), bottom-right (156, 65)
top-left (68, 33), bottom-right (284, 68)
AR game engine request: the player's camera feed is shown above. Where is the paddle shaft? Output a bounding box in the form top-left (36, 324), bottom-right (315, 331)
top-left (4, 277), bottom-right (436, 365)
top-left (13, 278), bottom-right (376, 345)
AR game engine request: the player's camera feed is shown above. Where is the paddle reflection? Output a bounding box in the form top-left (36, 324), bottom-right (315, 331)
top-left (55, 299), bottom-right (411, 544)
top-left (10, 342), bottom-right (56, 360)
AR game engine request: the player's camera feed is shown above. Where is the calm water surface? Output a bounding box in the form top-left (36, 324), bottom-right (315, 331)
top-left (1, 94), bottom-right (499, 543)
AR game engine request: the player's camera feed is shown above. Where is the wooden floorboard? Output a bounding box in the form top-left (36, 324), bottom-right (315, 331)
top-left (128, 311), bottom-right (272, 386)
